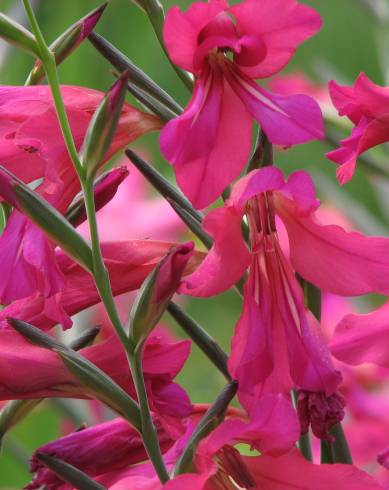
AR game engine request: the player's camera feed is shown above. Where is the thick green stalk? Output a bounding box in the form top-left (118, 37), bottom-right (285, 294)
top-left (129, 351), bottom-right (170, 483)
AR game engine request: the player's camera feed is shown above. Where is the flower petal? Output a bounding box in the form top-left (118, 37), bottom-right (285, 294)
top-left (161, 67), bottom-right (252, 209)
top-left (244, 447), bottom-right (383, 489)
top-left (230, 0), bottom-right (322, 79)
top-left (276, 194), bottom-right (389, 296)
top-left (163, 0), bottom-right (228, 74)
top-left (226, 66), bottom-right (323, 145)
top-left (330, 301), bottom-right (389, 368)
top-left (180, 204), bottom-right (251, 296)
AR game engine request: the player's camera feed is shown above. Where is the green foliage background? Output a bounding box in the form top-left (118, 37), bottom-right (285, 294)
top-left (0, 0), bottom-right (387, 487)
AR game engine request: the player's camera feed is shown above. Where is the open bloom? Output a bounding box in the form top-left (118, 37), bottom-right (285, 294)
top-left (326, 73), bottom-right (389, 184)
top-left (93, 396), bottom-right (381, 490)
top-left (0, 85), bottom-right (161, 318)
top-left (180, 166), bottom-right (389, 436)
top-left (160, 0), bottom-right (324, 209)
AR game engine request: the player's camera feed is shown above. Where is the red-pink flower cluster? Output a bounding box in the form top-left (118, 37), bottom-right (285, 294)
top-left (1, 0), bottom-right (389, 488)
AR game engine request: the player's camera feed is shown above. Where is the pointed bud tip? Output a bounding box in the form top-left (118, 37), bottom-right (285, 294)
top-left (109, 70), bottom-right (130, 110)
top-left (82, 3), bottom-right (109, 38)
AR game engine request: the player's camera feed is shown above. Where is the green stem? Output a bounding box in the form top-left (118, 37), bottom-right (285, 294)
top-left (81, 180), bottom-right (131, 356)
top-left (129, 350), bottom-right (170, 483)
top-left (22, 0), bottom-right (83, 177)
top-left (167, 301), bottom-right (231, 381)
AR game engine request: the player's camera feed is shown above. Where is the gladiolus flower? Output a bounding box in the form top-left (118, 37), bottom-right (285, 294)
top-left (0, 85), bottom-right (161, 317)
top-left (180, 166), bottom-right (389, 436)
top-left (160, 0), bottom-right (324, 208)
top-left (326, 72), bottom-right (389, 184)
top-left (94, 396), bottom-right (381, 490)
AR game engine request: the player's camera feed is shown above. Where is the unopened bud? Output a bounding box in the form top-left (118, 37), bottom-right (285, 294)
top-left (129, 242), bottom-right (194, 349)
top-left (81, 71), bottom-right (129, 180)
top-left (66, 166), bottom-right (129, 227)
top-left (26, 4), bottom-right (107, 85)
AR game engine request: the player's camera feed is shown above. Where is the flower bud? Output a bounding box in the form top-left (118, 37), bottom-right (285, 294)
top-left (26, 4), bottom-right (107, 85)
top-left (80, 71), bottom-right (130, 180)
top-left (66, 166), bottom-right (129, 227)
top-left (129, 242), bottom-right (194, 349)
top-left (0, 13), bottom-right (39, 57)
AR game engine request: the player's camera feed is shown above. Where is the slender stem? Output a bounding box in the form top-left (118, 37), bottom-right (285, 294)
top-left (129, 350), bottom-right (170, 483)
top-left (81, 180), bottom-right (131, 356)
top-left (22, 0), bottom-right (83, 177)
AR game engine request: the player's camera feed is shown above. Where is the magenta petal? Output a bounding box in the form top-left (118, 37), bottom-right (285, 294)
top-left (180, 205), bottom-right (251, 296)
top-left (163, 0), bottom-right (228, 74)
top-left (161, 67), bottom-right (252, 209)
top-left (245, 447), bottom-right (383, 490)
top-left (277, 195), bottom-right (389, 296)
top-left (202, 395), bottom-right (298, 457)
top-left (226, 67), bottom-right (323, 145)
top-left (230, 0), bottom-right (322, 79)
top-left (330, 301), bottom-right (389, 368)
top-left (329, 73), bottom-right (389, 123)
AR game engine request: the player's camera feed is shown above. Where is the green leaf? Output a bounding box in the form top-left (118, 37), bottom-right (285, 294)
top-left (9, 318), bottom-right (141, 431)
top-left (125, 149), bottom-right (202, 223)
top-left (0, 12), bottom-right (39, 56)
top-left (173, 381), bottom-right (238, 476)
top-left (36, 452), bottom-right (107, 490)
top-left (89, 32), bottom-right (182, 116)
top-left (0, 166), bottom-right (93, 272)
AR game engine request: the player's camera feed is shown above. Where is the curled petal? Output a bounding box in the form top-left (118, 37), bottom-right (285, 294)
top-left (163, 0), bottom-right (228, 74)
top-left (330, 301), bottom-right (389, 368)
top-left (201, 395), bottom-right (299, 457)
top-left (230, 0), bottom-right (322, 78)
top-left (225, 66), bottom-right (323, 146)
top-left (180, 205), bottom-right (251, 296)
top-left (329, 73), bottom-right (389, 123)
top-left (276, 195), bottom-right (389, 296)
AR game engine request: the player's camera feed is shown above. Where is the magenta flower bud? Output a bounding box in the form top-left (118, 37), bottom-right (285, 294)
top-left (130, 242), bottom-right (194, 348)
top-left (26, 417), bottom-right (173, 489)
top-left (67, 166), bottom-right (129, 227)
top-left (26, 3), bottom-right (107, 85)
top-left (297, 390), bottom-right (346, 441)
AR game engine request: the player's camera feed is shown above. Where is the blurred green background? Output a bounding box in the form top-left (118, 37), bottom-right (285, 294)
top-left (0, 0), bottom-right (389, 487)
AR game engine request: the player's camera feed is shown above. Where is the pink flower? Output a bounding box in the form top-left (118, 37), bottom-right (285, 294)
top-left (330, 301), bottom-right (389, 368)
top-left (180, 166), bottom-right (389, 435)
top-left (0, 240), bottom-right (203, 330)
top-left (95, 396), bottom-right (381, 489)
top-left (0, 85), bottom-right (161, 316)
top-left (160, 0), bottom-right (324, 208)
top-left (326, 73), bottom-right (389, 184)
top-left (0, 327), bottom-right (192, 425)
top-left (27, 417), bottom-right (174, 490)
